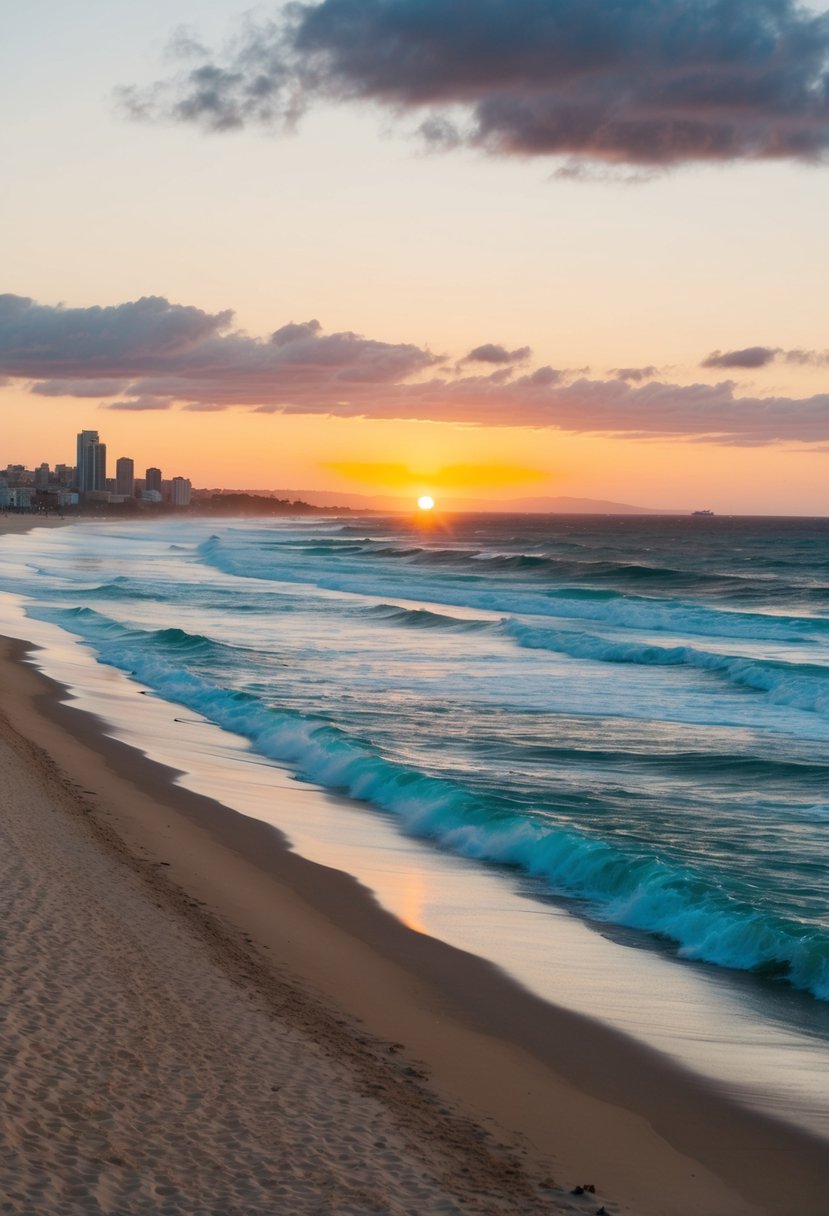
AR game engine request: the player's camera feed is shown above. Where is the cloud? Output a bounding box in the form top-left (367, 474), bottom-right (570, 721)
top-left (783, 348), bottom-right (829, 366)
top-left (702, 346), bottom-right (780, 369)
top-left (347, 371), bottom-right (829, 444)
top-left (0, 293), bottom-right (439, 405)
top-left (104, 395), bottom-right (173, 411)
top-left (271, 319), bottom-right (322, 346)
top-left (0, 293), bottom-right (231, 378)
top-left (121, 1), bottom-right (829, 169)
top-left (32, 378), bottom-right (129, 397)
top-left (611, 366), bottom-right (659, 382)
top-left (4, 292), bottom-right (829, 445)
top-left (703, 345), bottom-right (829, 368)
top-left (464, 343), bottom-right (531, 365)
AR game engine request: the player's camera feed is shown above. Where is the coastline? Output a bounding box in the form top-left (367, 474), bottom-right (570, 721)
top-left (3, 628), bottom-right (829, 1215)
top-left (0, 513), bottom-right (68, 532)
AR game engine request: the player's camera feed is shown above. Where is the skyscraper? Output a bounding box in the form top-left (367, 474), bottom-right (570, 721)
top-left (95, 444), bottom-right (107, 491)
top-left (76, 430), bottom-right (106, 493)
top-left (115, 457), bottom-right (135, 497)
top-left (145, 467), bottom-right (162, 495)
top-left (170, 476), bottom-right (191, 507)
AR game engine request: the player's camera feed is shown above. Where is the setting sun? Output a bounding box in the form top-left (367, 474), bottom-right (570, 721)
top-left (417, 495), bottom-right (435, 511)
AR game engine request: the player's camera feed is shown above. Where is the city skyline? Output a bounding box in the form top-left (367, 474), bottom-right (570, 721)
top-left (1, 427), bottom-right (192, 510)
top-left (2, 1), bottom-right (829, 514)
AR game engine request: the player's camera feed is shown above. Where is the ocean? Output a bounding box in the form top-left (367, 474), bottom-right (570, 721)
top-left (2, 512), bottom-right (829, 1132)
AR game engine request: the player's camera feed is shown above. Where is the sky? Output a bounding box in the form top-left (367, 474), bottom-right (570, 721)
top-left (2, 0), bottom-right (829, 513)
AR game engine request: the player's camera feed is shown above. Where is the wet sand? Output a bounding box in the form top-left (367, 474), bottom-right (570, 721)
top-left (2, 525), bottom-right (829, 1213)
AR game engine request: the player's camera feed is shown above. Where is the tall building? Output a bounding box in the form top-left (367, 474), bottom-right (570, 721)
top-left (170, 476), bottom-right (191, 507)
top-left (115, 457), bottom-right (135, 497)
top-left (145, 467), bottom-right (162, 495)
top-left (76, 430), bottom-right (106, 493)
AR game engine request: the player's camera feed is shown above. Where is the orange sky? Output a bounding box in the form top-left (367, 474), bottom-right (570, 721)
top-left (3, 385), bottom-right (828, 514)
top-left (2, 1), bottom-right (829, 514)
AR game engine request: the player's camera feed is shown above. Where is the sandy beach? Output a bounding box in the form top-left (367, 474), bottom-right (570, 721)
top-left (0, 514), bottom-right (68, 532)
top-left (2, 526), bottom-right (829, 1215)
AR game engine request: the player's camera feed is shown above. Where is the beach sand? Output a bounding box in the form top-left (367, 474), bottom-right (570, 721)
top-left (2, 527), bottom-right (829, 1213)
top-left (0, 514), bottom-right (68, 532)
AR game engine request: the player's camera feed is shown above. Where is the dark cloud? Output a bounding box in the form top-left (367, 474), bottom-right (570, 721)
top-left (611, 366), bottom-right (659, 382)
top-left (702, 346), bottom-right (780, 369)
top-left (0, 292), bottom-right (439, 407)
top-left (31, 378), bottom-right (128, 398)
top-left (5, 293), bottom-right (829, 444)
top-left (337, 373), bottom-right (829, 444)
top-left (122, 1), bottom-right (829, 168)
top-left (0, 294), bottom-right (231, 378)
top-left (464, 343), bottom-right (531, 364)
top-left (271, 319), bottom-right (322, 346)
top-left (524, 366), bottom-right (563, 387)
top-left (702, 345), bottom-right (829, 368)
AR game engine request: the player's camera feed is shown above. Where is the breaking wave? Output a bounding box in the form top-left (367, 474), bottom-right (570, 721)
top-left (28, 603), bottom-right (829, 1002)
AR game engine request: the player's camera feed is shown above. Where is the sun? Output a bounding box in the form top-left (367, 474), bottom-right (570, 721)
top-left (417, 495), bottom-right (435, 511)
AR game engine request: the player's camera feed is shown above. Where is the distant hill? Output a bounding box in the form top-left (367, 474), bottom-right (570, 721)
top-left (250, 489), bottom-right (684, 515)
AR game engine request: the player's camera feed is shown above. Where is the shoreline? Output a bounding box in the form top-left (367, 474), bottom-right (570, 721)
top-left (3, 631), bottom-right (829, 1214)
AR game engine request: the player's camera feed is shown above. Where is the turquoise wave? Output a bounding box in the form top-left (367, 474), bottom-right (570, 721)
top-left (31, 604), bottom-right (829, 1002)
top-left (505, 622), bottom-right (829, 716)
